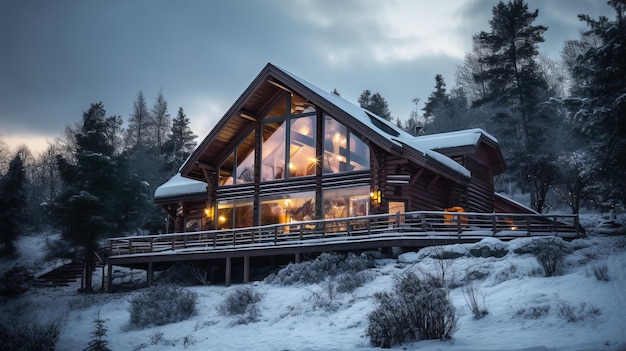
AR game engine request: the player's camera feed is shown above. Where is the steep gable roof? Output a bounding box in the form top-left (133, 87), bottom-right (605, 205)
top-left (180, 63), bottom-right (486, 183)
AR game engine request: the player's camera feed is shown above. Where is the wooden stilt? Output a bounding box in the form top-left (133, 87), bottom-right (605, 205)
top-left (225, 257), bottom-right (231, 286)
top-left (243, 256), bottom-right (250, 283)
top-left (147, 261), bottom-right (153, 287)
top-left (107, 262), bottom-right (113, 293)
top-left (295, 252), bottom-right (301, 264)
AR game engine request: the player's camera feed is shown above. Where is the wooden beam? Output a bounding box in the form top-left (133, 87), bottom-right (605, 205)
top-left (243, 256), bottom-right (250, 283)
top-left (427, 175), bottom-right (440, 190)
top-left (225, 257), bottom-right (231, 287)
top-left (410, 168), bottom-right (424, 186)
top-left (147, 261), bottom-right (153, 287)
top-left (106, 262), bottom-right (113, 293)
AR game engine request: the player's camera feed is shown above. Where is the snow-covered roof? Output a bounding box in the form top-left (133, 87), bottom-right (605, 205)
top-left (407, 128), bottom-right (498, 150)
top-left (154, 173), bottom-right (207, 200)
top-left (277, 65), bottom-right (471, 177)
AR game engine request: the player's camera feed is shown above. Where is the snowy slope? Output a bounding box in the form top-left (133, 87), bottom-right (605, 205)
top-left (2, 227), bottom-right (626, 350)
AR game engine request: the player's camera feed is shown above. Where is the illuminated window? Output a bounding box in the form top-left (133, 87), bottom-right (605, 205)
top-left (323, 115), bottom-right (369, 174)
top-left (261, 121), bottom-right (286, 181)
top-left (289, 115), bottom-right (316, 177)
top-left (260, 191), bottom-right (315, 226)
top-left (216, 198), bottom-right (253, 230)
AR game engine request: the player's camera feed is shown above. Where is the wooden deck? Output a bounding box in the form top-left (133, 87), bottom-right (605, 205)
top-left (103, 211), bottom-right (580, 290)
top-left (107, 211), bottom-right (580, 263)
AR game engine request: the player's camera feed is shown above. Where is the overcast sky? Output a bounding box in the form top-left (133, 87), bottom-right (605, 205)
top-left (0, 0), bottom-right (614, 155)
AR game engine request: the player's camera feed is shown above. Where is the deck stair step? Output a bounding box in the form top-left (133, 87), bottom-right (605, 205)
top-left (34, 261), bottom-right (96, 287)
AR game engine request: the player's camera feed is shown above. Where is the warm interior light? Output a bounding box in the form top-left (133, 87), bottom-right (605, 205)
top-left (511, 226), bottom-right (517, 230)
top-left (218, 215), bottom-right (226, 223)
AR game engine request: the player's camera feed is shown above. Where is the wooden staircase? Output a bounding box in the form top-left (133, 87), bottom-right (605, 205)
top-left (35, 261), bottom-right (85, 287)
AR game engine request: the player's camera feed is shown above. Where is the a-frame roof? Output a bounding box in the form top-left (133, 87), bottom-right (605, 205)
top-left (180, 63), bottom-right (501, 183)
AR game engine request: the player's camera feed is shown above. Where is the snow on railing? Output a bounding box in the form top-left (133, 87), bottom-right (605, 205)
top-left (106, 211), bottom-right (580, 257)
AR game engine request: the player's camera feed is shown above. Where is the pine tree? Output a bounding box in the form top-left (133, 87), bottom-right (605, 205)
top-left (358, 90), bottom-right (392, 121)
top-left (151, 89), bottom-right (170, 150)
top-left (162, 107), bottom-right (197, 173)
top-left (0, 154), bottom-right (26, 255)
top-left (422, 74), bottom-right (449, 119)
top-left (125, 91), bottom-right (152, 149)
top-left (471, 0), bottom-right (556, 212)
top-left (567, 0), bottom-right (626, 206)
top-left (55, 102), bottom-right (148, 291)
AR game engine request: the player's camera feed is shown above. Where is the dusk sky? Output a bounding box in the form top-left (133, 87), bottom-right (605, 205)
top-left (0, 0), bottom-right (613, 155)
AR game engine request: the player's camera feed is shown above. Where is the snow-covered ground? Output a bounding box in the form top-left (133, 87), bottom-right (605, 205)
top-left (2, 213), bottom-right (626, 351)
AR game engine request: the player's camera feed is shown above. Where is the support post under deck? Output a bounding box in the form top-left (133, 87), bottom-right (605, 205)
top-left (243, 256), bottom-right (250, 283)
top-left (106, 262), bottom-right (113, 293)
top-left (147, 261), bottom-right (153, 287)
top-left (225, 257), bottom-right (231, 286)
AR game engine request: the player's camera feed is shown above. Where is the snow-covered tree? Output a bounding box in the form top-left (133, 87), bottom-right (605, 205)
top-left (566, 0), bottom-right (626, 207)
top-left (55, 102), bottom-right (149, 291)
top-left (471, 0), bottom-right (558, 212)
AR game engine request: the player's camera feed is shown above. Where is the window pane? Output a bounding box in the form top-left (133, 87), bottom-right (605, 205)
top-left (217, 199), bottom-right (234, 229)
top-left (262, 121), bottom-right (286, 181)
top-left (323, 116), bottom-right (347, 174)
top-left (290, 115), bottom-right (316, 177)
top-left (236, 130), bottom-right (255, 184)
top-left (350, 132), bottom-right (370, 171)
top-left (234, 198), bottom-right (254, 228)
top-left (219, 151), bottom-right (235, 185)
top-left (323, 186), bottom-right (370, 219)
top-left (260, 191), bottom-right (315, 226)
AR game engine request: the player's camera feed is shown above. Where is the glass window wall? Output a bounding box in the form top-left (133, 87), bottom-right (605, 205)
top-left (260, 191), bottom-right (315, 226)
top-left (289, 115), bottom-right (317, 177)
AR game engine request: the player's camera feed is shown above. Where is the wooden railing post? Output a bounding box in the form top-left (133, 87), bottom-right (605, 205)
top-left (554, 215), bottom-right (558, 233)
top-left (421, 213), bottom-right (426, 232)
top-left (526, 216), bottom-right (531, 236)
top-left (456, 215), bottom-right (461, 240)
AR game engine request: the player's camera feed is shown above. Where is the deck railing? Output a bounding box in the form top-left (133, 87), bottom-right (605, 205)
top-left (106, 211), bottom-right (580, 257)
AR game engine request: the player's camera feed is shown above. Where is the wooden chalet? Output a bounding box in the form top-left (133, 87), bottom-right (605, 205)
top-left (105, 63), bottom-right (580, 290)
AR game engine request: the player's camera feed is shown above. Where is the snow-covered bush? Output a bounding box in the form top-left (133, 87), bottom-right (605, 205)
top-left (516, 305), bottom-right (550, 319)
top-left (591, 263), bottom-right (610, 281)
top-left (335, 270), bottom-right (375, 293)
top-left (532, 238), bottom-right (570, 277)
top-left (0, 265), bottom-right (33, 297)
top-left (264, 252), bottom-right (370, 286)
top-left (557, 300), bottom-right (601, 322)
top-left (366, 270), bottom-right (457, 347)
top-left (462, 282), bottom-right (488, 319)
top-left (217, 286), bottom-right (265, 324)
top-left (309, 279), bottom-right (339, 312)
top-left (128, 285), bottom-right (198, 328)
top-left (0, 316), bottom-right (62, 351)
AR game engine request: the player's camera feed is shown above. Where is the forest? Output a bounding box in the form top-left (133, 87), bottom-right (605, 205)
top-left (1, 0), bottom-right (624, 262)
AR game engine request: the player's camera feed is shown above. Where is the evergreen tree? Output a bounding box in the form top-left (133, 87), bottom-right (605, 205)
top-left (472, 0), bottom-right (555, 212)
top-left (150, 89), bottom-right (170, 150)
top-left (0, 154), bottom-right (26, 255)
top-left (125, 91), bottom-right (152, 149)
top-left (358, 90), bottom-right (392, 121)
top-left (162, 107), bottom-right (197, 173)
top-left (55, 102), bottom-right (148, 291)
top-left (422, 74), bottom-right (449, 120)
top-left (104, 115), bottom-right (124, 155)
top-left (566, 0), bottom-right (626, 207)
